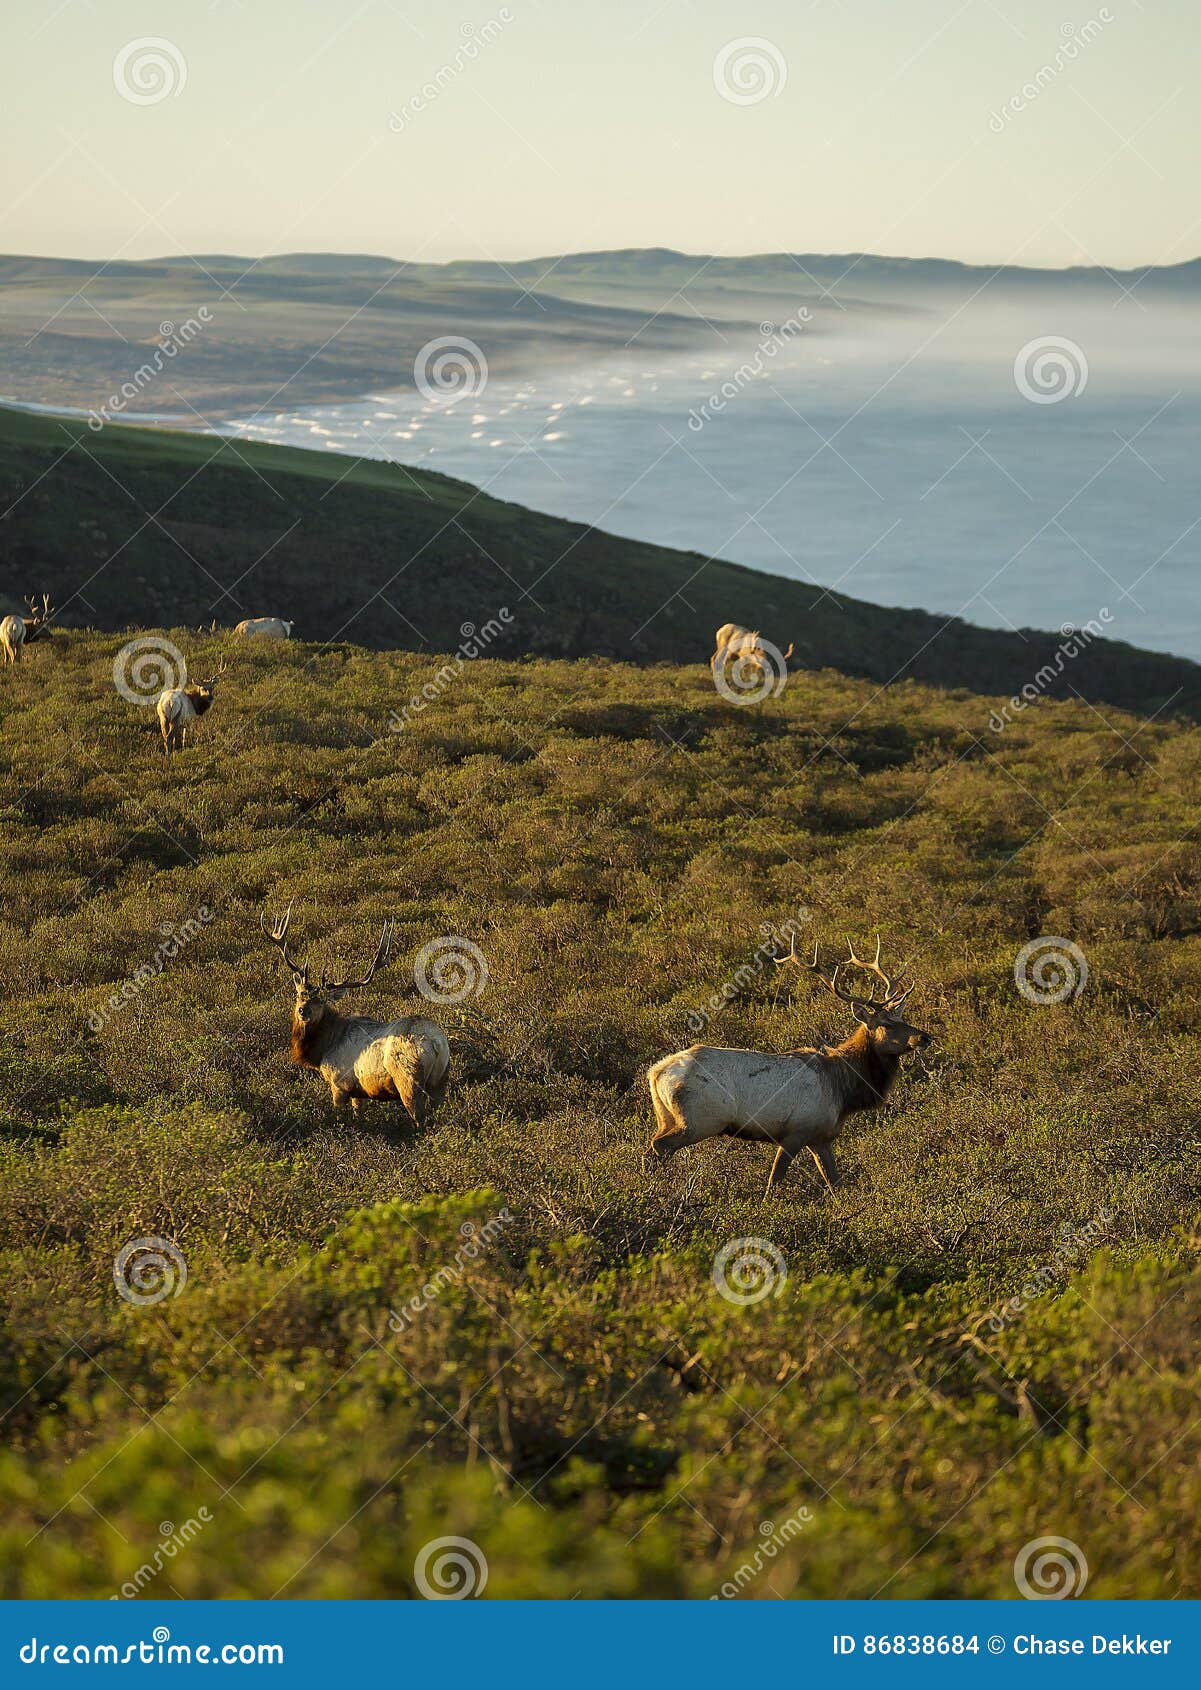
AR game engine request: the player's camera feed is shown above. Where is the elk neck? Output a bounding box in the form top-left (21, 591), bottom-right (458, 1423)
top-left (825, 1022), bottom-right (901, 1115)
top-left (290, 1006), bottom-right (341, 1068)
top-left (186, 689), bottom-right (214, 716)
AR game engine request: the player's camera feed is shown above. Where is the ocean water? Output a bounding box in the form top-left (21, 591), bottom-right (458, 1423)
top-left (214, 304), bottom-right (1201, 661)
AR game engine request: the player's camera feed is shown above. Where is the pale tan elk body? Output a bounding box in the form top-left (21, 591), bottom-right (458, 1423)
top-left (711, 622), bottom-right (794, 677)
top-left (263, 905), bottom-right (450, 1128)
top-left (234, 617), bottom-right (293, 638)
top-left (1, 594), bottom-right (53, 664)
top-left (647, 937), bottom-right (931, 1194)
top-left (156, 663), bottom-right (225, 754)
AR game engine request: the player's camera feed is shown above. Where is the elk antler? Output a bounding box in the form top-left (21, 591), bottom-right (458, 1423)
top-left (320, 920), bottom-right (396, 994)
top-left (778, 932), bottom-right (911, 1012)
top-left (25, 593), bottom-right (52, 628)
top-left (261, 900), bottom-right (315, 988)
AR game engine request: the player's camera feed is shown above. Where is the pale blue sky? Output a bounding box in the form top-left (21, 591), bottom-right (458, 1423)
top-left (2, 0), bottom-right (1196, 267)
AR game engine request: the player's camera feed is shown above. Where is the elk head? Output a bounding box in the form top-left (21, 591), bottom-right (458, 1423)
top-left (780, 933), bottom-right (932, 1055)
top-left (188, 654), bottom-right (228, 710)
top-left (23, 593), bottom-right (54, 643)
top-left (261, 901), bottom-right (396, 1037)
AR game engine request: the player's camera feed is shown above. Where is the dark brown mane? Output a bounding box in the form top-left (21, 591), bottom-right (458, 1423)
top-left (185, 687), bottom-right (214, 715)
top-left (826, 1023), bottom-right (902, 1115)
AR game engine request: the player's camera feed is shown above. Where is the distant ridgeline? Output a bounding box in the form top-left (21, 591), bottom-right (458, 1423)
top-left (1, 404), bottom-right (1197, 721)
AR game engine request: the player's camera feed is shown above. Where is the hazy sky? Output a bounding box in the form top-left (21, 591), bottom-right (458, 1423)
top-left (3, 0), bottom-right (1197, 268)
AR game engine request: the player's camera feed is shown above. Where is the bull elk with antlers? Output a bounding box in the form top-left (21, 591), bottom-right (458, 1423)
top-left (647, 936), bottom-right (932, 1195)
top-left (157, 659), bottom-right (226, 754)
top-left (262, 903), bottom-right (450, 1128)
top-left (1, 594), bottom-right (54, 665)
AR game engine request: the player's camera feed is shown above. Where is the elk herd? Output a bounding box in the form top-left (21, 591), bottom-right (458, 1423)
top-left (9, 599), bottom-right (934, 1192)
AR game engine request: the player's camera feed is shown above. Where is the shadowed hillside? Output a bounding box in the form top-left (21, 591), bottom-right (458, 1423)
top-left (2, 406), bottom-right (1197, 721)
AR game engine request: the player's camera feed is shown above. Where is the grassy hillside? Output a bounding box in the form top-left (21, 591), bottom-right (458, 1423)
top-left (3, 405), bottom-right (1198, 720)
top-left (1, 631), bottom-right (1200, 1597)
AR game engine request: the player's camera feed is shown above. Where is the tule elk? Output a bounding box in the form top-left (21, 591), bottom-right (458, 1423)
top-left (156, 659), bottom-right (226, 754)
top-left (262, 903), bottom-right (450, 1128)
top-left (711, 622), bottom-right (794, 677)
top-left (1, 594), bottom-right (54, 665)
top-left (647, 935), bottom-right (932, 1196)
top-left (234, 617), bottom-right (293, 638)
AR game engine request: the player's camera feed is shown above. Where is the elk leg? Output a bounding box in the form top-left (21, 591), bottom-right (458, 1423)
top-left (809, 1143), bottom-right (841, 1194)
top-left (766, 1143), bottom-right (795, 1194)
top-left (425, 1067), bottom-right (449, 1120)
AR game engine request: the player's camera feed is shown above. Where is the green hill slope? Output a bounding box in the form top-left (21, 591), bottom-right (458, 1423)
top-left (2, 405), bottom-right (1197, 720)
top-left (0, 635), bottom-right (1199, 1595)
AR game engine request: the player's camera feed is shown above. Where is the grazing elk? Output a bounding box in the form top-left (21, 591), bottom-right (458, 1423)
top-left (262, 903), bottom-right (450, 1128)
top-left (156, 661), bottom-right (225, 754)
top-left (1, 594), bottom-right (54, 664)
top-left (647, 935), bottom-right (932, 1196)
top-left (711, 622), bottom-right (794, 677)
top-left (234, 617), bottom-right (293, 639)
